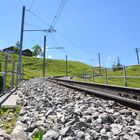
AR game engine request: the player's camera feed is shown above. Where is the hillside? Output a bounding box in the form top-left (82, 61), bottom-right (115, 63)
top-left (0, 52), bottom-right (140, 88)
top-left (0, 52), bottom-right (91, 79)
top-left (74, 65), bottom-right (140, 88)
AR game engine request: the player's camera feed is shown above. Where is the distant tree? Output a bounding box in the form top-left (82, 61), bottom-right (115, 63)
top-left (14, 41), bottom-right (20, 54)
top-left (32, 44), bottom-right (42, 57)
top-left (112, 57), bottom-right (122, 71)
top-left (116, 57), bottom-right (122, 67)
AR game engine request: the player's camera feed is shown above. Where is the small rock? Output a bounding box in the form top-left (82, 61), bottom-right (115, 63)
top-left (100, 128), bottom-right (106, 134)
top-left (3, 134), bottom-right (11, 140)
top-left (76, 131), bottom-right (85, 139)
top-left (101, 134), bottom-right (109, 140)
top-left (63, 136), bottom-right (73, 140)
top-left (74, 121), bottom-right (89, 130)
top-left (90, 130), bottom-right (98, 139)
top-left (61, 126), bottom-right (71, 136)
top-left (99, 112), bottom-right (114, 124)
top-left (25, 123), bottom-right (37, 132)
top-left (110, 124), bottom-right (122, 135)
top-left (123, 134), bottom-right (132, 140)
top-left (43, 130), bottom-right (59, 139)
top-left (0, 128), bottom-right (6, 136)
top-left (0, 137), bottom-right (4, 140)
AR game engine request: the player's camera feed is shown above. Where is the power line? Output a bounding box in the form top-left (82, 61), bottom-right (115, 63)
top-left (56, 31), bottom-right (93, 55)
top-left (29, 0), bottom-right (37, 10)
top-left (50, 0), bottom-right (68, 29)
top-left (50, 33), bottom-right (70, 55)
top-left (27, 10), bottom-right (50, 27)
top-left (50, 33), bottom-right (85, 60)
top-left (25, 22), bottom-right (45, 29)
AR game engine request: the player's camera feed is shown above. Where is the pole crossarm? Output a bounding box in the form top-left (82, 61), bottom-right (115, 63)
top-left (46, 47), bottom-right (64, 49)
top-left (24, 29), bottom-right (56, 33)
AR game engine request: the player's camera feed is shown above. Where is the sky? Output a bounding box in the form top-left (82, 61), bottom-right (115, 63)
top-left (0, 0), bottom-right (140, 67)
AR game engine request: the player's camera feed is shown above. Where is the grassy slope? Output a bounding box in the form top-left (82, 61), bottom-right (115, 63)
top-left (74, 65), bottom-right (140, 88)
top-left (0, 52), bottom-right (140, 88)
top-left (0, 52), bottom-right (91, 79)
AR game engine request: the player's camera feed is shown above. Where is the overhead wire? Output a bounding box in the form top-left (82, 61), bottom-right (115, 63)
top-left (27, 10), bottom-right (50, 27)
top-left (56, 31), bottom-right (94, 55)
top-left (25, 22), bottom-right (45, 29)
top-left (50, 0), bottom-right (68, 29)
top-left (29, 0), bottom-right (37, 10)
top-left (50, 33), bottom-right (84, 60)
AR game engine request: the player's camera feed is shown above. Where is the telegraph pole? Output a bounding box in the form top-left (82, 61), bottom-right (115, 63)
top-left (43, 36), bottom-right (46, 77)
top-left (135, 48), bottom-right (140, 65)
top-left (98, 52), bottom-right (101, 75)
top-left (18, 6), bottom-right (25, 81)
top-left (66, 54), bottom-right (68, 77)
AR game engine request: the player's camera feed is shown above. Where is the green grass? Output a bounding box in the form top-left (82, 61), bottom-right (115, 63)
top-left (33, 131), bottom-right (43, 140)
top-left (0, 106), bottom-right (21, 134)
top-left (0, 52), bottom-right (140, 88)
top-left (74, 65), bottom-right (140, 88)
top-left (0, 52), bottom-right (91, 79)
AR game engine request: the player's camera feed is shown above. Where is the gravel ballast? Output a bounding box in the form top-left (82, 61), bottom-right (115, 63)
top-left (12, 78), bottom-right (140, 140)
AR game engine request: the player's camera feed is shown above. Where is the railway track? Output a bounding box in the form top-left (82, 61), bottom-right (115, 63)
top-left (49, 77), bottom-right (140, 110)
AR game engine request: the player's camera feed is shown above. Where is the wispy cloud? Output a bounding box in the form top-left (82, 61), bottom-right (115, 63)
top-left (48, 55), bottom-right (52, 59)
top-left (105, 56), bottom-right (113, 67)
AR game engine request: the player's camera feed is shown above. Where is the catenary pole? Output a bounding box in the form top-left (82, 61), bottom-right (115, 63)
top-left (98, 52), bottom-right (101, 75)
top-left (43, 36), bottom-right (46, 77)
top-left (18, 6), bottom-right (25, 82)
top-left (66, 54), bottom-right (68, 77)
top-left (135, 48), bottom-right (140, 64)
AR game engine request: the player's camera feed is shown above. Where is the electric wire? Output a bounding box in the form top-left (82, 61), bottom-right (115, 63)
top-left (25, 22), bottom-right (45, 29)
top-left (56, 31), bottom-right (93, 55)
top-left (27, 10), bottom-right (50, 27)
top-left (50, 0), bottom-right (68, 29)
top-left (29, 0), bottom-right (37, 10)
top-left (50, 33), bottom-right (84, 60)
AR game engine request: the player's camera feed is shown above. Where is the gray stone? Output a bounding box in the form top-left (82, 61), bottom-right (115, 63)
top-left (25, 123), bottom-right (37, 132)
top-left (76, 131), bottom-right (85, 139)
top-left (74, 121), bottom-right (89, 130)
top-left (61, 126), bottom-right (71, 136)
top-left (0, 128), bottom-right (6, 136)
top-left (85, 133), bottom-right (91, 139)
top-left (43, 130), bottom-right (59, 139)
top-left (45, 109), bottom-right (54, 118)
top-left (11, 120), bottom-right (27, 140)
top-left (123, 134), bottom-right (133, 140)
top-left (135, 130), bottom-right (140, 136)
top-left (14, 78), bottom-right (140, 140)
top-left (0, 137), bottom-right (4, 140)
top-left (90, 130), bottom-right (98, 139)
top-left (3, 133), bottom-right (11, 140)
top-left (111, 124), bottom-right (122, 135)
top-left (19, 111), bottom-right (27, 116)
top-left (63, 136), bottom-right (73, 140)
top-left (99, 112), bottom-right (114, 124)
top-left (101, 134), bottom-right (109, 140)
top-left (100, 128), bottom-right (106, 134)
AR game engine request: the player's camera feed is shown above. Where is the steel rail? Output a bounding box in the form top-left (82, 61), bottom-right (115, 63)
top-left (50, 78), bottom-right (140, 110)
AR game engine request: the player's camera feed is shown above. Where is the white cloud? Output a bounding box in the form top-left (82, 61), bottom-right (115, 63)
top-left (107, 57), bottom-right (112, 60)
top-left (48, 55), bottom-right (52, 59)
top-left (36, 55), bottom-right (42, 58)
top-left (106, 56), bottom-right (113, 67)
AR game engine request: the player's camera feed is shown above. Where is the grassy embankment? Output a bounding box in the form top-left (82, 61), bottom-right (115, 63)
top-left (74, 65), bottom-right (140, 88)
top-left (0, 52), bottom-right (140, 88)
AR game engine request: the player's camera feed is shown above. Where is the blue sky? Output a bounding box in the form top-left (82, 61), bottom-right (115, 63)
top-left (0, 0), bottom-right (140, 67)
